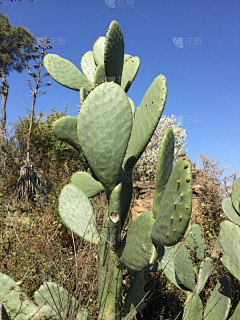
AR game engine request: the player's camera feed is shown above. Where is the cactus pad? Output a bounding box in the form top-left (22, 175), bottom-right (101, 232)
top-left (121, 56), bottom-right (140, 93)
top-left (183, 293), bottom-right (203, 320)
top-left (232, 177), bottom-right (240, 214)
top-left (195, 257), bottom-right (214, 295)
top-left (53, 116), bottom-right (81, 153)
top-left (122, 272), bottom-right (146, 319)
top-left (120, 211), bottom-right (156, 271)
top-left (59, 184), bottom-right (99, 244)
top-left (34, 282), bottom-right (75, 319)
top-left (104, 20), bottom-right (124, 85)
top-left (161, 246), bottom-right (189, 293)
top-left (44, 54), bottom-right (93, 92)
top-left (119, 168), bottom-right (133, 228)
top-left (153, 128), bottom-right (174, 217)
top-left (186, 224), bottom-right (205, 260)
top-left (93, 36), bottom-right (105, 65)
top-left (81, 51), bottom-right (96, 83)
top-left (0, 273), bottom-right (41, 320)
top-left (123, 54), bottom-right (133, 65)
top-left (123, 74), bottom-right (167, 170)
top-left (93, 63), bottom-right (106, 85)
top-left (229, 302), bottom-right (240, 320)
top-left (71, 171), bottom-right (104, 197)
top-left (80, 86), bottom-right (87, 106)
top-left (203, 276), bottom-right (231, 320)
top-left (222, 197), bottom-right (240, 226)
top-left (151, 157), bottom-right (192, 246)
top-left (77, 82), bottom-right (132, 191)
top-left (174, 242), bottom-right (195, 291)
top-left (128, 97), bottom-right (136, 121)
top-left (218, 220), bottom-right (240, 281)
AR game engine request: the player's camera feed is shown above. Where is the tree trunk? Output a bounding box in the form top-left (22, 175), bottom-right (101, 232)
top-left (0, 71), bottom-right (9, 148)
top-left (26, 90), bottom-right (37, 165)
top-left (26, 60), bottom-right (42, 166)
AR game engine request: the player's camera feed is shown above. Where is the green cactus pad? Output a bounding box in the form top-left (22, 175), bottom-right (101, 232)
top-left (34, 282), bottom-right (90, 319)
top-left (123, 74), bottom-right (167, 170)
top-left (153, 128), bottom-right (174, 217)
top-left (218, 220), bottom-right (240, 281)
top-left (144, 245), bottom-right (164, 272)
top-left (77, 82), bottom-right (132, 191)
top-left (81, 51), bottom-right (96, 83)
top-left (119, 168), bottom-right (133, 229)
top-left (59, 184), bottom-right (99, 244)
top-left (203, 276), bottom-right (231, 320)
top-left (183, 293), bottom-right (203, 320)
top-left (71, 171), bottom-right (104, 197)
top-left (174, 242), bottom-right (195, 292)
top-left (128, 97), bottom-right (136, 121)
top-left (44, 54), bottom-right (93, 92)
top-left (0, 273), bottom-right (41, 320)
top-left (53, 116), bottom-right (81, 153)
top-left (232, 177), bottom-right (240, 214)
top-left (120, 211), bottom-right (156, 271)
top-left (93, 36), bottom-right (105, 65)
top-left (195, 258), bottom-right (214, 295)
top-left (80, 86), bottom-right (87, 106)
top-left (229, 301), bottom-right (240, 320)
top-left (151, 157), bottom-right (192, 246)
top-left (34, 282), bottom-right (75, 319)
top-left (161, 246), bottom-right (189, 293)
top-left (76, 309), bottom-right (92, 320)
top-left (222, 197), bottom-right (240, 226)
top-left (93, 63), bottom-right (106, 85)
top-left (186, 224), bottom-right (205, 260)
top-left (123, 54), bottom-right (133, 65)
top-left (121, 56), bottom-right (140, 93)
top-left (104, 20), bottom-right (124, 85)
top-left (122, 272), bottom-right (147, 320)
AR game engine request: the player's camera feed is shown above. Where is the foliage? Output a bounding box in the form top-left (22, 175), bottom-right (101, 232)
top-left (133, 115), bottom-right (187, 181)
top-left (192, 154), bottom-right (238, 244)
top-left (0, 13), bottom-right (36, 149)
top-left (0, 13), bottom-right (36, 75)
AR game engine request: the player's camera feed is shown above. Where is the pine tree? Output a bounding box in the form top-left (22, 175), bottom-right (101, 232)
top-left (0, 13), bottom-right (36, 148)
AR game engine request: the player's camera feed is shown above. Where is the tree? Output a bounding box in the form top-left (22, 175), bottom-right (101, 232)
top-left (8, 108), bottom-right (89, 201)
top-left (134, 115), bottom-right (187, 181)
top-left (25, 36), bottom-right (52, 166)
top-left (0, 13), bottom-right (36, 148)
top-left (11, 37), bottom-right (52, 201)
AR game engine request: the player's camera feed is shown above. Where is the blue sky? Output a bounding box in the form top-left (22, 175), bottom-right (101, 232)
top-left (1, 0), bottom-right (240, 177)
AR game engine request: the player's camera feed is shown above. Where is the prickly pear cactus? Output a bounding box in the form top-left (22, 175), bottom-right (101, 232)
top-left (44, 20), bottom-right (193, 319)
top-left (0, 274), bottom-right (91, 320)
top-left (218, 178), bottom-right (240, 285)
